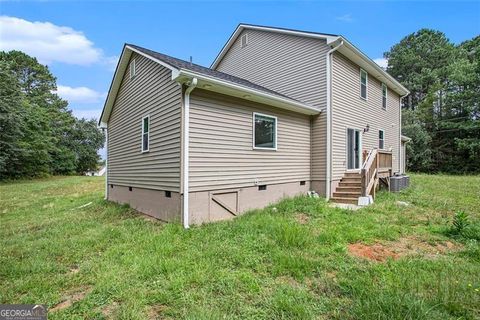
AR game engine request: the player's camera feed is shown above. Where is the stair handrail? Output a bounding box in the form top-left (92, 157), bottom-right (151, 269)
top-left (360, 148), bottom-right (378, 197)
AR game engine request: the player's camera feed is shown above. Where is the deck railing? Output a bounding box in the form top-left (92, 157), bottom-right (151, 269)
top-left (360, 149), bottom-right (393, 198)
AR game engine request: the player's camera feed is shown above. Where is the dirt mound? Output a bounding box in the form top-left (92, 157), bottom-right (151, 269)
top-left (348, 243), bottom-right (398, 262)
top-left (348, 237), bottom-right (461, 262)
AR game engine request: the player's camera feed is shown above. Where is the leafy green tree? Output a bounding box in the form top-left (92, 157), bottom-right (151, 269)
top-left (386, 31), bottom-right (479, 173)
top-left (0, 50), bottom-right (105, 179)
top-left (385, 29), bottom-right (455, 110)
top-left (69, 119), bottom-right (105, 174)
top-left (0, 60), bottom-right (24, 178)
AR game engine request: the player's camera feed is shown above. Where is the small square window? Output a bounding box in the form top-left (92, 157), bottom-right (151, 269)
top-left (379, 130), bottom-right (385, 150)
top-left (253, 113), bottom-right (277, 150)
top-left (258, 185), bottom-right (267, 191)
top-left (360, 69), bottom-right (368, 100)
top-left (241, 34), bottom-right (248, 48)
top-left (130, 58), bottom-right (136, 80)
top-left (142, 116), bottom-right (149, 152)
top-left (382, 84), bottom-right (387, 109)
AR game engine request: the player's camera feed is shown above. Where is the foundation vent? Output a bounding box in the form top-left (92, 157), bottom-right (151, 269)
top-left (258, 185), bottom-right (267, 191)
top-left (165, 191), bottom-right (171, 198)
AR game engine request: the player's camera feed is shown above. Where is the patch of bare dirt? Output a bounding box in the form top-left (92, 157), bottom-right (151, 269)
top-left (101, 302), bottom-right (119, 319)
top-left (295, 213), bottom-right (310, 224)
top-left (147, 304), bottom-right (167, 319)
top-left (49, 286), bottom-right (92, 312)
top-left (348, 243), bottom-right (399, 262)
top-left (348, 237), bottom-right (462, 262)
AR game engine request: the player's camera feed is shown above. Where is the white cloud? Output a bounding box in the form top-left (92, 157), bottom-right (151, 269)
top-left (373, 58), bottom-right (388, 69)
top-left (103, 55), bottom-right (119, 71)
top-left (55, 85), bottom-right (106, 103)
top-left (71, 108), bottom-right (102, 120)
top-left (0, 16), bottom-right (114, 66)
top-left (336, 14), bottom-right (353, 23)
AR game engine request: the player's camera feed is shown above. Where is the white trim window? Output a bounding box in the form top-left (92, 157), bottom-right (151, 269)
top-left (130, 58), bottom-right (136, 80)
top-left (382, 83), bottom-right (387, 110)
top-left (141, 116), bottom-right (150, 152)
top-left (360, 69), bottom-right (368, 100)
top-left (253, 112), bottom-right (277, 150)
top-left (379, 129), bottom-right (385, 150)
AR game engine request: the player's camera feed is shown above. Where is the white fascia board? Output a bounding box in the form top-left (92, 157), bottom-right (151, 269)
top-left (174, 69), bottom-right (320, 115)
top-left (337, 38), bottom-right (410, 96)
top-left (99, 46), bottom-right (180, 126)
top-left (125, 45), bottom-right (179, 75)
top-left (98, 46), bottom-right (131, 126)
top-left (211, 24), bottom-right (337, 69)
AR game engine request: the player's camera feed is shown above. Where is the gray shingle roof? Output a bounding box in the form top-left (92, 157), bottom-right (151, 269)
top-left (126, 44), bottom-right (303, 103)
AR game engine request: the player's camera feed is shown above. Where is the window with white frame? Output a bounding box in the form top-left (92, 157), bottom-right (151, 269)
top-left (379, 130), bottom-right (385, 149)
top-left (130, 58), bottom-right (136, 80)
top-left (241, 34), bottom-right (248, 48)
top-left (253, 113), bottom-right (277, 150)
top-left (382, 83), bottom-right (387, 109)
top-left (142, 116), bottom-right (149, 152)
top-left (360, 69), bottom-right (368, 99)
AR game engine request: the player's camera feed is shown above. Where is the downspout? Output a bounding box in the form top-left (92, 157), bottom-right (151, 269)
top-left (182, 77), bottom-right (198, 229)
top-left (325, 39), bottom-right (344, 200)
top-left (103, 127), bottom-right (108, 200)
top-left (399, 93), bottom-right (409, 173)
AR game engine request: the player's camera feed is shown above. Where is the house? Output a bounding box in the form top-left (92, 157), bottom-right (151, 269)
top-left (99, 24), bottom-right (409, 227)
top-left (84, 166), bottom-right (106, 177)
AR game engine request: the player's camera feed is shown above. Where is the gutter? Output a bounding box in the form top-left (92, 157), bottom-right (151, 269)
top-left (182, 77), bottom-right (198, 229)
top-left (325, 39), bottom-right (344, 200)
top-left (173, 69), bottom-right (319, 115)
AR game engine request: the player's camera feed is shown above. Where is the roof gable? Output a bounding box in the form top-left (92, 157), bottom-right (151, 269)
top-left (211, 24), bottom-right (409, 96)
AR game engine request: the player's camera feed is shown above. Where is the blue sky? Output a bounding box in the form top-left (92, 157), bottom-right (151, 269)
top-left (1, 1), bottom-right (479, 121)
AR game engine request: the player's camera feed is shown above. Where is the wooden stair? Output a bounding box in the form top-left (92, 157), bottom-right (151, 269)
top-left (331, 172), bottom-right (362, 205)
top-left (330, 149), bottom-right (394, 205)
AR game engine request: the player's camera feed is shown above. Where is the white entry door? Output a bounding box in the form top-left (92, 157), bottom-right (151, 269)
top-left (347, 128), bottom-right (361, 170)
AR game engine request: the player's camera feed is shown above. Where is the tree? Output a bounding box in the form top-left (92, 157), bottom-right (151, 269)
top-left (0, 60), bottom-right (24, 178)
top-left (385, 29), bottom-right (454, 110)
top-left (69, 119), bottom-right (105, 175)
top-left (386, 31), bottom-right (479, 174)
top-left (0, 50), bottom-right (104, 179)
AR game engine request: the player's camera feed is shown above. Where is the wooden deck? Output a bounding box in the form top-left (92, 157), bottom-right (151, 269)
top-left (331, 149), bottom-right (393, 205)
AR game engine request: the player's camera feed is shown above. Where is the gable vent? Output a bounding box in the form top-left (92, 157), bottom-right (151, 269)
top-left (241, 34), bottom-right (248, 48)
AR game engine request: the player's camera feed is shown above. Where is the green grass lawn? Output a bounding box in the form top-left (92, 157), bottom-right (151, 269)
top-left (1, 175), bottom-right (479, 319)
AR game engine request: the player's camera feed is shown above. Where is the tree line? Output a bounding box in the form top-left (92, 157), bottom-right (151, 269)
top-left (0, 51), bottom-right (105, 180)
top-left (385, 29), bottom-right (479, 173)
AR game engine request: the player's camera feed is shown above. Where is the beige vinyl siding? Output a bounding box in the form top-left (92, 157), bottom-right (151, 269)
top-left (331, 52), bottom-right (401, 181)
top-left (215, 29), bottom-right (329, 182)
top-left (108, 53), bottom-right (182, 191)
top-left (189, 89), bottom-right (311, 192)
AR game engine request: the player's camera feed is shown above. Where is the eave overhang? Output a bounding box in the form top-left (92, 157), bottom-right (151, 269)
top-left (99, 45), bottom-right (319, 127)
